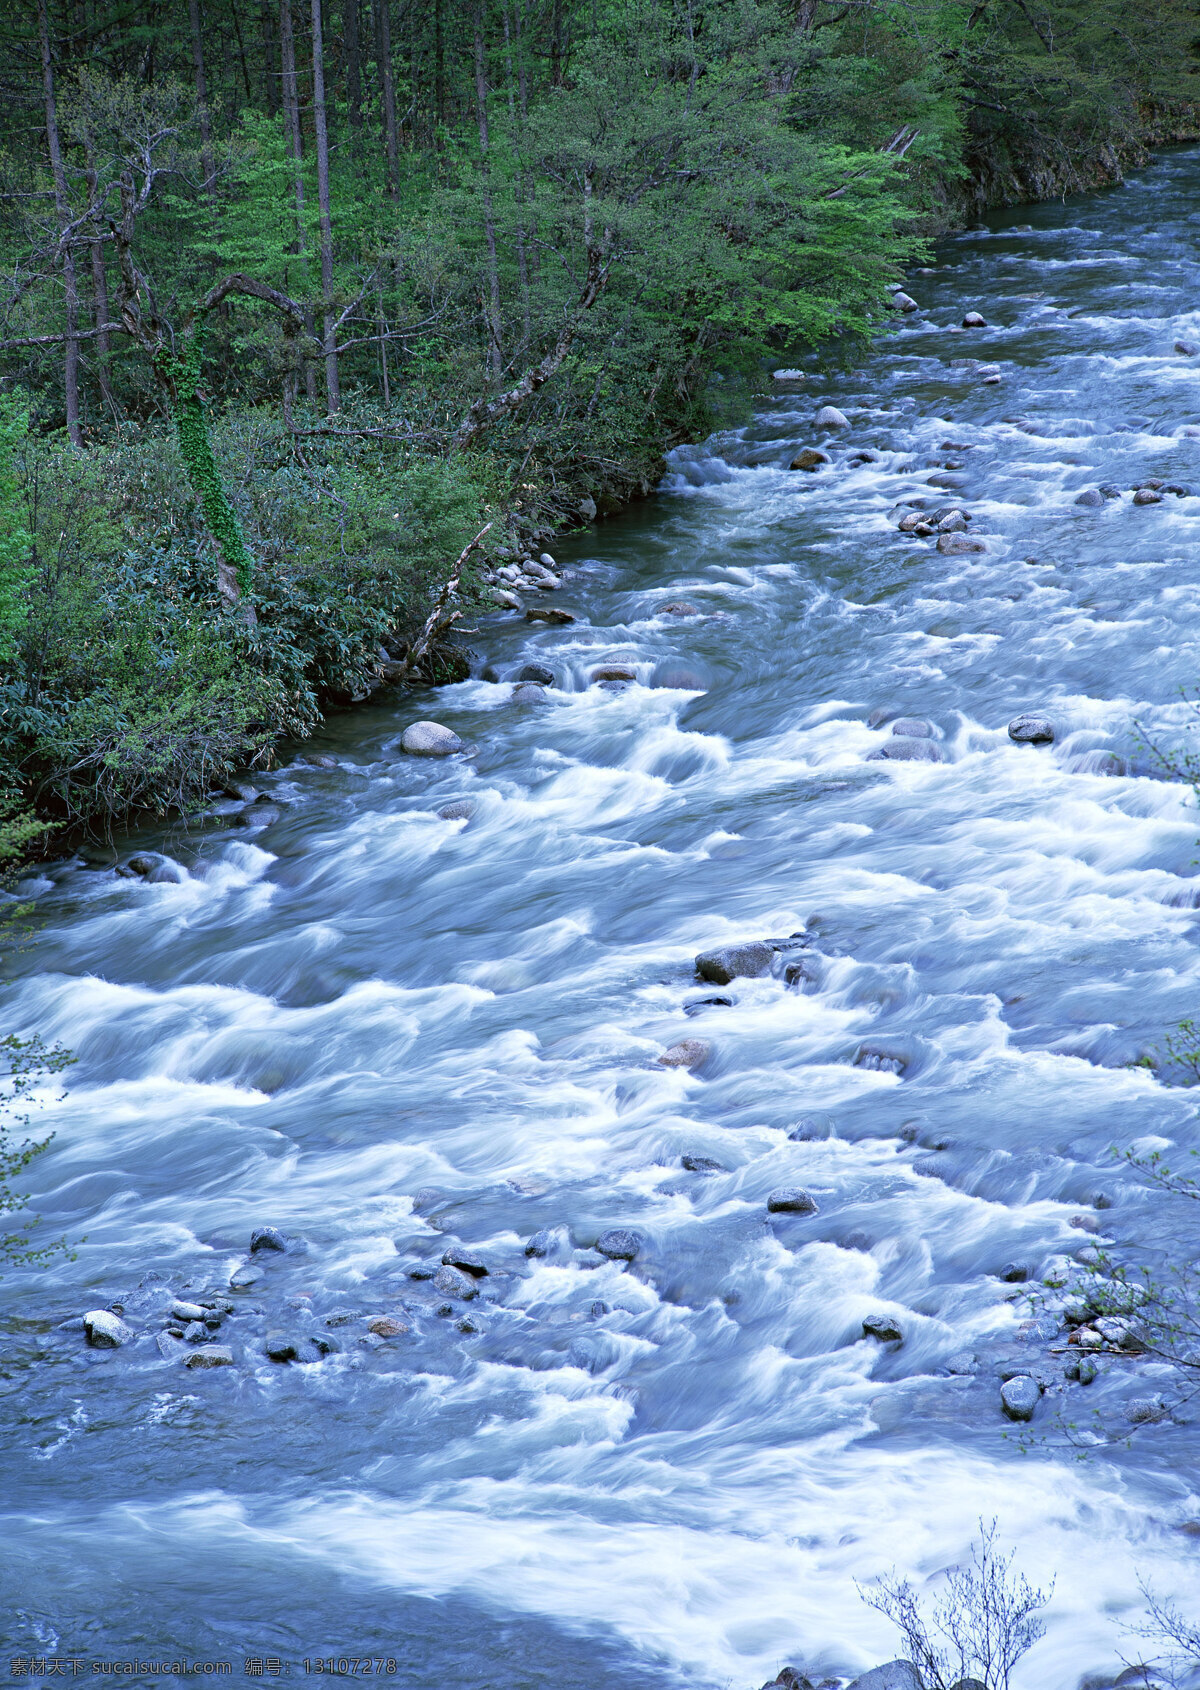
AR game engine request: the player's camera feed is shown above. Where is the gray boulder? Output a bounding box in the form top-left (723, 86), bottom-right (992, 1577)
top-left (682, 1155), bottom-right (724, 1173)
top-left (1175, 339), bottom-right (1199, 356)
top-left (595, 1228), bottom-right (643, 1261)
top-left (184, 1345), bottom-right (234, 1369)
top-left (265, 1332), bottom-right (321, 1363)
top-left (250, 1225), bottom-right (287, 1253)
top-left (890, 292), bottom-right (919, 312)
top-left (170, 1300), bottom-right (206, 1322)
top-left (1074, 488), bottom-right (1105, 507)
top-left (890, 718), bottom-right (934, 739)
top-left (84, 1310), bottom-right (131, 1349)
top-left (962, 311), bottom-right (987, 328)
top-left (525, 1228), bottom-right (556, 1258)
top-left (438, 800), bottom-right (475, 821)
top-left (1126, 1394), bottom-right (1167, 1424)
top-left (862, 1314), bottom-right (904, 1342)
top-left (936, 533), bottom-right (987, 554)
top-left (512, 683), bottom-right (547, 703)
top-left (1008, 714), bottom-right (1054, 744)
top-left (1133, 488), bottom-right (1163, 505)
top-left (441, 1246), bottom-right (489, 1277)
top-left (518, 663), bottom-right (555, 685)
top-left (433, 1264), bottom-right (479, 1300)
top-left (767, 1187), bottom-right (819, 1214)
top-left (695, 941), bottom-right (775, 984)
top-left (846, 1663), bottom-right (923, 1690)
top-left (814, 405), bottom-right (850, 429)
top-left (401, 721), bottom-right (463, 756)
top-left (1001, 1374), bottom-right (1041, 1421)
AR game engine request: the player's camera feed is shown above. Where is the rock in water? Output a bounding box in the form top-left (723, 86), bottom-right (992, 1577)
top-left (441, 1246), bottom-right (489, 1277)
top-left (511, 683), bottom-right (547, 703)
top-left (890, 292), bottom-right (919, 312)
top-left (1008, 713), bottom-right (1054, 744)
top-left (890, 718), bottom-right (934, 738)
top-left (962, 311), bottom-right (988, 328)
top-left (682, 1154), bottom-right (724, 1172)
top-left (789, 449), bottom-right (831, 470)
top-left (1175, 339), bottom-right (1199, 356)
top-left (1000, 1375), bottom-right (1041, 1421)
top-left (84, 1310), bottom-right (130, 1348)
top-left (813, 405), bottom-right (849, 429)
top-left (936, 533), bottom-right (987, 553)
top-left (845, 1663), bottom-right (924, 1690)
top-left (591, 665), bottom-right (637, 683)
top-left (862, 1314), bottom-right (904, 1342)
top-left (367, 1316), bottom-right (409, 1339)
top-left (184, 1345), bottom-right (234, 1369)
top-left (518, 663), bottom-right (554, 685)
top-left (695, 941), bottom-right (774, 984)
top-left (525, 1228), bottom-right (555, 1258)
top-left (432, 1265), bottom-right (479, 1299)
top-left (658, 1039), bottom-right (709, 1070)
top-left (867, 738), bottom-right (942, 763)
top-left (438, 800), bottom-right (475, 821)
top-left (1133, 488), bottom-right (1163, 505)
top-left (767, 1187), bottom-right (819, 1214)
top-left (250, 1225), bottom-right (287, 1253)
top-left (595, 1228), bottom-right (642, 1261)
top-left (1074, 488), bottom-right (1105, 507)
top-left (659, 601), bottom-right (700, 617)
top-left (525, 607), bottom-right (575, 625)
top-left (401, 721), bottom-right (463, 756)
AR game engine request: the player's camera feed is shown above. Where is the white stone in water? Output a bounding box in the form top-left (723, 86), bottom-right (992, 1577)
top-left (84, 1310), bottom-right (130, 1348)
top-left (772, 368), bottom-right (805, 380)
top-left (1001, 1375), bottom-right (1041, 1421)
top-left (401, 721), bottom-right (463, 757)
top-left (813, 405), bottom-right (849, 429)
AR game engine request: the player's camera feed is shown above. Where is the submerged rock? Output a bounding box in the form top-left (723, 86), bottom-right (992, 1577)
top-left (525, 1228), bottom-right (556, 1258)
top-left (767, 1187), bottom-right (819, 1214)
top-left (658, 1038), bottom-right (710, 1070)
top-left (1175, 339), bottom-right (1199, 356)
top-left (682, 1154), bottom-right (724, 1173)
top-left (695, 941), bottom-right (774, 984)
top-left (595, 1228), bottom-right (642, 1261)
top-left (867, 738), bottom-right (942, 763)
top-left (591, 665), bottom-right (637, 683)
top-left (401, 721), bottom-right (463, 756)
top-left (84, 1310), bottom-right (130, 1349)
top-left (659, 601), bottom-right (700, 616)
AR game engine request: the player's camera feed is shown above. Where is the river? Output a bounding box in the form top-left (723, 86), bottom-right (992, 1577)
top-left (6, 147), bottom-right (1200, 1690)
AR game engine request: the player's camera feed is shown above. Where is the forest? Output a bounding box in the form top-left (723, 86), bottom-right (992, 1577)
top-left (0, 0), bottom-right (1196, 849)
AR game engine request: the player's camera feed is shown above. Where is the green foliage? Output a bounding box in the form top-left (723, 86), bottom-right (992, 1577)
top-left (0, 391), bottom-right (32, 654)
top-left (0, 1031), bottom-right (74, 1270)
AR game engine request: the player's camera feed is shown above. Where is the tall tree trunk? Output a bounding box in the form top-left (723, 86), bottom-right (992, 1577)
top-left (310, 0), bottom-right (340, 412)
top-left (280, 0), bottom-right (317, 399)
top-left (37, 0), bottom-right (81, 449)
top-left (550, 0), bottom-right (563, 85)
top-left (261, 0), bottom-right (279, 112)
top-left (83, 135), bottom-right (115, 417)
top-left (434, 0), bottom-right (445, 127)
top-left (343, 0), bottom-right (362, 143)
top-left (371, 0), bottom-right (399, 198)
top-left (503, 3), bottom-right (531, 346)
top-left (188, 0), bottom-right (216, 193)
top-left (474, 8), bottom-right (502, 380)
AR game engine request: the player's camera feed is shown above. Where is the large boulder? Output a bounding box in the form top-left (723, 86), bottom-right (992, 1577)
top-left (790, 449), bottom-right (831, 471)
top-left (401, 721), bottom-right (463, 756)
top-left (1000, 1375), bottom-right (1041, 1421)
top-left (890, 292), bottom-right (919, 313)
top-left (433, 1265), bottom-right (479, 1300)
top-left (846, 1662), bottom-right (923, 1690)
top-left (695, 941), bottom-right (774, 984)
top-left (518, 663), bottom-right (555, 685)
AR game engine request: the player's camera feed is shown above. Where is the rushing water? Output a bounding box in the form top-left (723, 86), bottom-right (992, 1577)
top-left (8, 150), bottom-right (1200, 1690)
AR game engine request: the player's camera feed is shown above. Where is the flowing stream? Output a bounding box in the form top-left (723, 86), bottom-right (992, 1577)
top-left (9, 149), bottom-right (1200, 1689)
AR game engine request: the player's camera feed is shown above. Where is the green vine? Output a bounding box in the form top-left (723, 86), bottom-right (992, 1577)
top-left (157, 330), bottom-right (254, 599)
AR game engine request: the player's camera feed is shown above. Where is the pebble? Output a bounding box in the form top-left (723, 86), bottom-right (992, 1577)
top-left (658, 1038), bottom-right (709, 1070)
top-left (862, 1314), bottom-right (903, 1342)
top-left (789, 449), bottom-right (831, 470)
top-left (433, 1265), bottom-right (479, 1299)
top-left (1008, 713), bottom-right (1054, 744)
top-left (401, 721), bottom-right (463, 756)
top-left (695, 941), bottom-right (775, 984)
top-left (1000, 1374), bottom-right (1041, 1421)
top-left (962, 311), bottom-right (988, 327)
top-left (84, 1310), bottom-right (131, 1349)
top-left (518, 663), bottom-right (555, 685)
top-left (184, 1345), bottom-right (234, 1369)
top-left (813, 405), bottom-right (849, 429)
top-left (767, 1187), bottom-right (819, 1214)
top-left (595, 1228), bottom-right (642, 1261)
